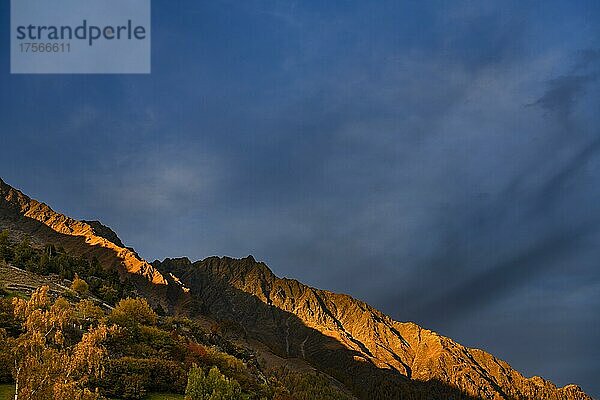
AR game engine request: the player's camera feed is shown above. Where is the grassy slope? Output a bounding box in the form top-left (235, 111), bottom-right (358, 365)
top-left (145, 394), bottom-right (185, 400)
top-left (0, 385), bottom-right (14, 400)
top-left (1, 385), bottom-right (183, 400)
top-left (110, 394), bottom-right (184, 400)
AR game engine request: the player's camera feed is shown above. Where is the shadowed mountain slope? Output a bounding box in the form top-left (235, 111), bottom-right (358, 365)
top-left (0, 177), bottom-right (165, 285)
top-left (0, 177), bottom-right (592, 400)
top-left (0, 177), bottom-right (189, 311)
top-left (155, 256), bottom-right (592, 400)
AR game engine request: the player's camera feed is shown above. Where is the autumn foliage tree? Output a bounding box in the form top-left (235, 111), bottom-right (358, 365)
top-left (71, 275), bottom-right (90, 296)
top-left (11, 286), bottom-right (115, 400)
top-left (109, 297), bottom-right (158, 328)
top-left (75, 300), bottom-right (105, 330)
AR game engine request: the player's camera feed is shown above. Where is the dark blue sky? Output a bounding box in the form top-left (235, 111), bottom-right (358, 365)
top-left (1, 1), bottom-right (599, 396)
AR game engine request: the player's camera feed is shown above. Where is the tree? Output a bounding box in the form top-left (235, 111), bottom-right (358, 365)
top-left (0, 297), bottom-right (19, 337)
top-left (11, 286), bottom-right (114, 400)
top-left (52, 324), bottom-right (115, 400)
top-left (71, 275), bottom-right (90, 296)
top-left (122, 374), bottom-right (147, 400)
top-left (75, 300), bottom-right (105, 330)
top-left (0, 328), bottom-right (15, 383)
top-left (98, 285), bottom-right (118, 304)
top-left (87, 257), bottom-right (102, 277)
top-left (0, 230), bottom-right (13, 262)
top-left (185, 365), bottom-right (243, 400)
top-left (109, 298), bottom-right (158, 328)
top-left (12, 236), bottom-right (36, 271)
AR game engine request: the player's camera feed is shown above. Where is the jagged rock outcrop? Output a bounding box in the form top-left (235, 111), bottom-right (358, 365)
top-left (80, 220), bottom-right (126, 248)
top-left (0, 178), bottom-right (167, 286)
top-left (155, 255), bottom-right (593, 400)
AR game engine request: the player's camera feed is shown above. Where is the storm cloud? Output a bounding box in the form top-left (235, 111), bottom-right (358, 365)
top-left (1, 0), bottom-right (599, 396)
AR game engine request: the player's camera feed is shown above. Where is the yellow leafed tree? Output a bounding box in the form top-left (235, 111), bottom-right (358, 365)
top-left (11, 286), bottom-right (115, 400)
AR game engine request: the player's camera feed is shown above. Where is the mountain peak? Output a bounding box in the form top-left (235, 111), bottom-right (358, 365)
top-left (0, 177), bottom-right (167, 286)
top-left (81, 220), bottom-right (126, 248)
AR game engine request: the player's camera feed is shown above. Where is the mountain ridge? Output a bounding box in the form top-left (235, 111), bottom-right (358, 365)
top-left (155, 255), bottom-right (592, 400)
top-left (0, 177), bottom-right (593, 400)
top-left (0, 177), bottom-right (167, 286)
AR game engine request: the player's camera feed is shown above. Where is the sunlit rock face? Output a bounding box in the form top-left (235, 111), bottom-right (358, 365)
top-left (0, 177), bottom-right (168, 286)
top-left (0, 176), bottom-right (593, 400)
top-left (156, 255), bottom-right (593, 400)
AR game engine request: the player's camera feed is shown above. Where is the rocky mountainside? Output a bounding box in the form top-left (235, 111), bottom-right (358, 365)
top-left (0, 177), bottom-right (166, 286)
top-left (155, 256), bottom-right (591, 400)
top-left (0, 178), bottom-right (189, 311)
top-left (0, 177), bottom-right (592, 400)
